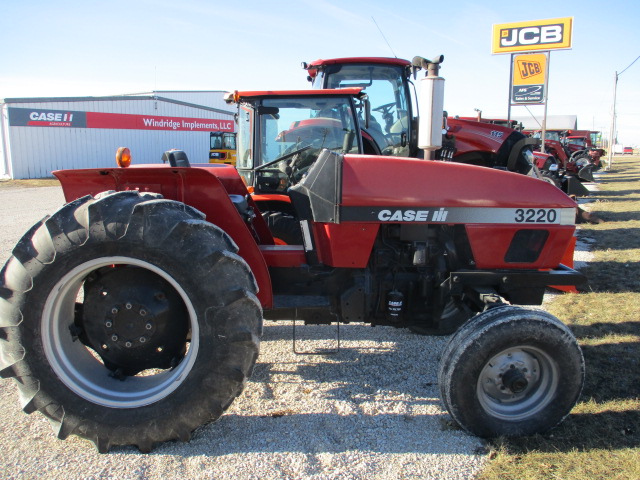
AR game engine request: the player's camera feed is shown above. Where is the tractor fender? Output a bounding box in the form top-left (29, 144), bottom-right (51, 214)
top-left (570, 149), bottom-right (588, 160)
top-left (506, 137), bottom-right (538, 172)
top-left (54, 165), bottom-right (274, 308)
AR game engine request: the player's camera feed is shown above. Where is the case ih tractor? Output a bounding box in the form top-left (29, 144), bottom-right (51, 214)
top-left (0, 86), bottom-right (586, 453)
top-left (301, 56), bottom-right (599, 199)
top-left (565, 134), bottom-right (606, 167)
top-left (526, 130), bottom-right (600, 186)
top-left (302, 56), bottom-right (539, 176)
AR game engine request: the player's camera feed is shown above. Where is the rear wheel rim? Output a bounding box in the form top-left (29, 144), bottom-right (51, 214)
top-left (42, 256), bottom-right (199, 408)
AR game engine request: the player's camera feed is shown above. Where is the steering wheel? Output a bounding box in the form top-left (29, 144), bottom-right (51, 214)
top-left (373, 102), bottom-right (396, 115)
top-left (254, 145), bottom-right (312, 172)
top-left (373, 102), bottom-right (396, 133)
top-left (287, 139), bottom-right (328, 184)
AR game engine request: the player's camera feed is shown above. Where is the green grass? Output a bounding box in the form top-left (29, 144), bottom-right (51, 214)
top-left (0, 178), bottom-right (60, 188)
top-left (479, 156), bottom-right (640, 480)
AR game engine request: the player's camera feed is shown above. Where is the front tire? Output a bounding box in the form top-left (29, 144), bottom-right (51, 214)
top-left (438, 306), bottom-right (584, 437)
top-left (540, 169), bottom-right (563, 189)
top-left (0, 191), bottom-right (263, 452)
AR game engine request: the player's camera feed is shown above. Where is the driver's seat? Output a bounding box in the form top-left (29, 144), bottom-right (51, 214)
top-left (162, 149), bottom-right (191, 167)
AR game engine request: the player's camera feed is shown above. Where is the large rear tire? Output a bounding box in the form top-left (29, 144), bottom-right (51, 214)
top-left (438, 306), bottom-right (584, 437)
top-left (0, 191), bottom-right (263, 452)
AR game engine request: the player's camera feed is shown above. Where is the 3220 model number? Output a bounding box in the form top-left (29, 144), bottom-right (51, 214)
top-left (514, 208), bottom-right (558, 223)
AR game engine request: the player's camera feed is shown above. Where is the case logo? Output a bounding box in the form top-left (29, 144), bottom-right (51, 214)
top-left (377, 208), bottom-right (449, 222)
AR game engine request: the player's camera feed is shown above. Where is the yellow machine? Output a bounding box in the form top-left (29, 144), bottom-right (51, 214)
top-left (209, 131), bottom-right (237, 165)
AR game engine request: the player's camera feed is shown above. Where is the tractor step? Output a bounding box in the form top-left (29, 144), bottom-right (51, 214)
top-left (293, 318), bottom-right (340, 355)
top-left (271, 296), bottom-right (340, 355)
top-left (273, 295), bottom-right (331, 308)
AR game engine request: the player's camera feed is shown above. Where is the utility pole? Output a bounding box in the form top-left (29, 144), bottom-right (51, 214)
top-left (607, 55), bottom-right (640, 171)
top-left (606, 72), bottom-right (618, 171)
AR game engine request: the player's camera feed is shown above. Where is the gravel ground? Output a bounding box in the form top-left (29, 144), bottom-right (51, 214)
top-left (0, 185), bottom-right (487, 479)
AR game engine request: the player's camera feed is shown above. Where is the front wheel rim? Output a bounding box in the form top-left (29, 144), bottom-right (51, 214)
top-left (477, 346), bottom-right (559, 421)
top-left (42, 256), bottom-right (199, 409)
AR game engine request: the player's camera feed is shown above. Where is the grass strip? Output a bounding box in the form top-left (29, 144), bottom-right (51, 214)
top-left (480, 156), bottom-right (640, 480)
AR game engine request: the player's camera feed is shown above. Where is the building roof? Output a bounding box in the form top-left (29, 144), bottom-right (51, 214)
top-left (2, 91), bottom-right (234, 116)
top-left (510, 115), bottom-right (578, 131)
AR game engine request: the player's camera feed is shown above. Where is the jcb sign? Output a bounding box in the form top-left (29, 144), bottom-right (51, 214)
top-left (511, 53), bottom-right (548, 104)
top-left (513, 53), bottom-right (547, 85)
top-left (492, 17), bottom-right (573, 54)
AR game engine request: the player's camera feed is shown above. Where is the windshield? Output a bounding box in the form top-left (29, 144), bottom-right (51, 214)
top-left (533, 131), bottom-right (561, 142)
top-left (567, 137), bottom-right (586, 147)
top-left (258, 96), bottom-right (358, 166)
top-left (210, 132), bottom-right (236, 150)
top-left (237, 95), bottom-right (360, 192)
top-left (319, 63), bottom-right (410, 155)
top-left (237, 106), bottom-right (254, 168)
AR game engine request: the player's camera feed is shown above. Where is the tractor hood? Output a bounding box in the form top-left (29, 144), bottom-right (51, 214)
top-left (292, 150), bottom-right (577, 226)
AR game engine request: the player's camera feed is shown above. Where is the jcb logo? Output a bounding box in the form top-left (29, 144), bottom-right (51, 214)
top-left (500, 25), bottom-right (563, 48)
top-left (492, 17), bottom-right (573, 54)
top-left (517, 60), bottom-right (542, 79)
top-left (512, 53), bottom-right (547, 86)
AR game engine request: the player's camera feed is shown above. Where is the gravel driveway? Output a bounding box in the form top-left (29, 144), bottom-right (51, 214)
top-left (0, 185), bottom-right (487, 479)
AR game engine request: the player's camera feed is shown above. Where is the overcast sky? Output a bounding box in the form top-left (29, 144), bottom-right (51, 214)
top-left (2, 0), bottom-right (639, 145)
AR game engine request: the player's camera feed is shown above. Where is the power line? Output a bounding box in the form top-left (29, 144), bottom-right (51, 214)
top-left (618, 55), bottom-right (640, 76)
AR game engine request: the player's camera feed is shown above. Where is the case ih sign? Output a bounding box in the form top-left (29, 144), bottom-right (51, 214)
top-left (8, 107), bottom-right (234, 132)
top-left (492, 17), bottom-right (573, 54)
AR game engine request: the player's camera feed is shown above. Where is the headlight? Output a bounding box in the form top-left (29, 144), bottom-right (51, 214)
top-left (522, 148), bottom-right (535, 165)
top-left (549, 163), bottom-right (559, 172)
top-left (576, 157), bottom-right (590, 168)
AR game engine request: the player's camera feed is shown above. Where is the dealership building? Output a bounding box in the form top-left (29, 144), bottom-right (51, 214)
top-left (0, 91), bottom-right (234, 179)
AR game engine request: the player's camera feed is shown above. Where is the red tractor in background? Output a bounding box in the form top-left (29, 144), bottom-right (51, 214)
top-left (303, 56), bottom-right (539, 177)
top-left (453, 115), bottom-right (524, 131)
top-left (526, 129), bottom-right (601, 189)
top-left (565, 133), bottom-right (606, 165)
top-left (302, 56), bottom-right (606, 199)
top-left (1, 84), bottom-right (587, 453)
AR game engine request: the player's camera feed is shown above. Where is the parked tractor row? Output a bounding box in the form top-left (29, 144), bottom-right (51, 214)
top-left (0, 54), bottom-right (587, 453)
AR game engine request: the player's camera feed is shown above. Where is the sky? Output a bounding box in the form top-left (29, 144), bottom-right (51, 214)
top-left (2, 0), bottom-right (639, 146)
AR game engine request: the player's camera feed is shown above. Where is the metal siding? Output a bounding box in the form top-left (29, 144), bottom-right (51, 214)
top-left (0, 104), bottom-right (11, 178)
top-left (153, 91), bottom-right (229, 110)
top-left (3, 95), bottom-right (235, 178)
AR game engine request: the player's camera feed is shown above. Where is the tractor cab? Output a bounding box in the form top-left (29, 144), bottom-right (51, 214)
top-left (225, 89), bottom-right (366, 211)
top-left (304, 57), bottom-right (416, 157)
top-left (303, 57), bottom-right (538, 176)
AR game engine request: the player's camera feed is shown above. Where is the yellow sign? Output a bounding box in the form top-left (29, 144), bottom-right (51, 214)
top-left (492, 17), bottom-right (573, 54)
top-left (513, 53), bottom-right (547, 85)
top-left (511, 52), bottom-right (548, 104)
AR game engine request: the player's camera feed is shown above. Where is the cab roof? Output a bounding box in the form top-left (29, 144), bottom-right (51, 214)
top-left (307, 57), bottom-right (411, 68)
top-left (225, 88), bottom-right (364, 103)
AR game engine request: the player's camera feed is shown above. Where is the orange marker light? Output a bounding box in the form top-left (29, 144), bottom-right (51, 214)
top-left (116, 147), bottom-right (131, 168)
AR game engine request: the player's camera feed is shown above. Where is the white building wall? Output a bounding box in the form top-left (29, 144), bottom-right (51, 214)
top-left (7, 127), bottom-right (218, 178)
top-left (152, 91), bottom-right (230, 110)
top-left (0, 104), bottom-right (9, 178)
top-left (2, 95), bottom-right (235, 179)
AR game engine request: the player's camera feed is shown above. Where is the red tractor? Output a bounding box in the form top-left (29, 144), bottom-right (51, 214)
top-left (302, 56), bottom-right (604, 200)
top-left (0, 87), bottom-right (585, 453)
top-left (303, 56), bottom-right (539, 176)
top-left (526, 130), bottom-right (599, 185)
top-left (565, 134), bottom-right (606, 167)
